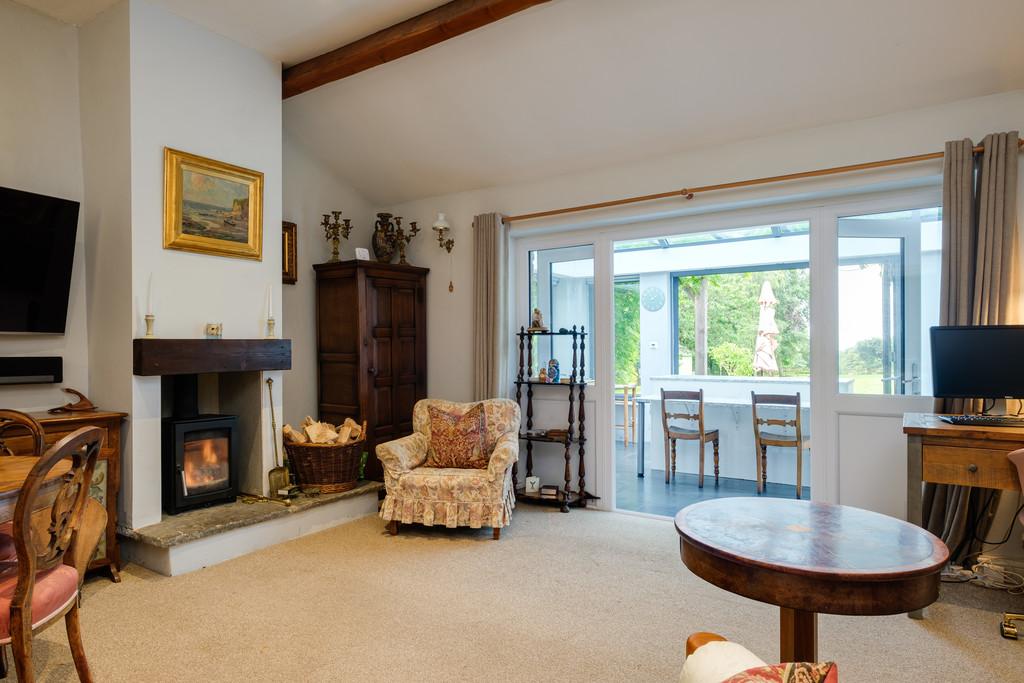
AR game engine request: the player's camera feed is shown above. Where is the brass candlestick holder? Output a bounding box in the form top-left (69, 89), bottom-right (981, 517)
top-left (394, 217), bottom-right (419, 265)
top-left (144, 314), bottom-right (155, 338)
top-left (321, 211), bottom-right (352, 262)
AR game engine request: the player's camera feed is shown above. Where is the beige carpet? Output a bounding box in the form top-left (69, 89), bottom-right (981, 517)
top-left (19, 507), bottom-right (1024, 681)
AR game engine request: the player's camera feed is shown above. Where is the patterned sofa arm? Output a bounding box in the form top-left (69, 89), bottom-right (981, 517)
top-left (487, 432), bottom-right (519, 480)
top-left (376, 432), bottom-right (429, 480)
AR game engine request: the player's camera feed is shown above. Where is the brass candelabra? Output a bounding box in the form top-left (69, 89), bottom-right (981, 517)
top-left (321, 211), bottom-right (352, 262)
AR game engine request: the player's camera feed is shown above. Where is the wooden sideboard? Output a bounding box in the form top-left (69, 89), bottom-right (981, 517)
top-left (0, 410), bottom-right (126, 582)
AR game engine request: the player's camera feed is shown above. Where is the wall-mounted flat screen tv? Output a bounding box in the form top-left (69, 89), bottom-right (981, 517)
top-left (0, 186), bottom-right (80, 333)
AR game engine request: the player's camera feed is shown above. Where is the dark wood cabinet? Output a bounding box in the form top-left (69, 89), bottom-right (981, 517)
top-left (315, 260), bottom-right (428, 480)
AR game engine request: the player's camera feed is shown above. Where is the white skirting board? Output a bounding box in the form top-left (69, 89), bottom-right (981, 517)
top-left (121, 492), bottom-right (378, 576)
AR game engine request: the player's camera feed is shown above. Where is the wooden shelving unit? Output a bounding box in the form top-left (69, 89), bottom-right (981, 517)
top-left (513, 325), bottom-right (593, 513)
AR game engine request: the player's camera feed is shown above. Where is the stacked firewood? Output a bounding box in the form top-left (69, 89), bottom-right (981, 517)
top-left (282, 416), bottom-right (364, 445)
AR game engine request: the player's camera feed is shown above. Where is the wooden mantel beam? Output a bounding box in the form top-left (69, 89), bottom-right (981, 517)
top-left (282, 0), bottom-right (551, 99)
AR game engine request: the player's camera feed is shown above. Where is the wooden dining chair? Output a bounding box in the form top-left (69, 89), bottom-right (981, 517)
top-left (750, 392), bottom-right (810, 498)
top-left (660, 389), bottom-right (719, 487)
top-left (0, 411), bottom-right (45, 459)
top-left (0, 423), bottom-right (104, 682)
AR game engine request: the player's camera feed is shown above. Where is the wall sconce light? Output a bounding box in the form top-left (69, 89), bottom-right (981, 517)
top-left (432, 213), bottom-right (454, 252)
top-left (431, 213), bottom-right (455, 293)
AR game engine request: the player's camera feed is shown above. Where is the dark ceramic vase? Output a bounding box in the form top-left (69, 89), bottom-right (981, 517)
top-left (372, 213), bottom-right (395, 263)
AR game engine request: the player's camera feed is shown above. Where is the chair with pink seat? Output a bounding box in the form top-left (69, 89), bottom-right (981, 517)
top-left (0, 419), bottom-right (104, 681)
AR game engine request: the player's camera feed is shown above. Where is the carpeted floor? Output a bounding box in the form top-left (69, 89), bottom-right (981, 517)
top-left (20, 507), bottom-right (1024, 681)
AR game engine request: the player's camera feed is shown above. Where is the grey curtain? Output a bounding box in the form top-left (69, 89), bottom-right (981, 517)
top-left (924, 131), bottom-right (1020, 563)
top-left (473, 213), bottom-right (510, 400)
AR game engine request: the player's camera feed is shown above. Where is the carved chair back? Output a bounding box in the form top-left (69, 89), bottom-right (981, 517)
top-left (11, 426), bottom-right (103, 626)
top-left (750, 392), bottom-right (803, 442)
top-left (0, 410), bottom-right (46, 458)
top-left (661, 389), bottom-right (706, 436)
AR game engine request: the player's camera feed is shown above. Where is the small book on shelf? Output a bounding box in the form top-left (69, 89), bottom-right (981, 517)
top-left (539, 485), bottom-right (561, 499)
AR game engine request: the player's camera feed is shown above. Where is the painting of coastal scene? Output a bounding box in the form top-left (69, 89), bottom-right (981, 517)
top-left (164, 147), bottom-right (263, 260)
top-left (181, 170), bottom-right (250, 244)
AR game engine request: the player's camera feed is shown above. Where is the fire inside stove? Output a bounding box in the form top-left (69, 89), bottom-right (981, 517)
top-left (181, 434), bottom-right (230, 496)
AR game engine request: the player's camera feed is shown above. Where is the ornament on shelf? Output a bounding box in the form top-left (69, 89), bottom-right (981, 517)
top-left (372, 213), bottom-right (420, 265)
top-left (547, 358), bottom-right (560, 383)
top-left (144, 273), bottom-right (156, 338)
top-left (265, 285), bottom-right (275, 338)
top-left (528, 307), bottom-right (548, 332)
top-left (537, 368), bottom-right (547, 383)
top-left (321, 210), bottom-right (352, 262)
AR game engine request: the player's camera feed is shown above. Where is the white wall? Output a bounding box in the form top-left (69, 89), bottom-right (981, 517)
top-left (349, 90), bottom-right (1024, 549)
top-left (374, 91), bottom-right (1024, 406)
top-left (281, 135), bottom-right (374, 426)
top-left (115, 0), bottom-right (285, 528)
top-left (0, 0), bottom-right (89, 411)
top-left (79, 1), bottom-right (134, 523)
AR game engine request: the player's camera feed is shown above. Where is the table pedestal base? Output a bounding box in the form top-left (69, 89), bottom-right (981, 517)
top-left (780, 607), bottom-right (817, 662)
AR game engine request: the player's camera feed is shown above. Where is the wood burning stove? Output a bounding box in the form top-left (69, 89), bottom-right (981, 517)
top-left (162, 375), bottom-right (238, 514)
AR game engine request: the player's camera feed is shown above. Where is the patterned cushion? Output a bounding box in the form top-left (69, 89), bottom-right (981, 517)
top-left (423, 404), bottom-right (488, 469)
top-left (724, 662), bottom-right (838, 683)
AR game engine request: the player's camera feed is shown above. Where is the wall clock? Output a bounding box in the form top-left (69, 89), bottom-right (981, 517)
top-left (641, 286), bottom-right (665, 312)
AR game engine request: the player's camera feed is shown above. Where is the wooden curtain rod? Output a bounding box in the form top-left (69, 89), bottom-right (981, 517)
top-left (506, 138), bottom-right (1024, 223)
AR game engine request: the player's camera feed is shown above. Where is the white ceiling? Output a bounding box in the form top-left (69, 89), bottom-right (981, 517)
top-left (17, 0), bottom-right (1024, 206)
top-left (284, 0), bottom-right (1024, 205)
top-left (15, 0), bottom-right (443, 64)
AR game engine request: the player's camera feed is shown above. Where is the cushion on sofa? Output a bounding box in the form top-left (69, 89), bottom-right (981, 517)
top-left (423, 404), bottom-right (488, 469)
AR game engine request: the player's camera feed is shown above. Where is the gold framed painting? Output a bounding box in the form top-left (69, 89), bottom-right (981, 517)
top-left (163, 147), bottom-right (263, 260)
top-left (282, 221), bottom-right (297, 284)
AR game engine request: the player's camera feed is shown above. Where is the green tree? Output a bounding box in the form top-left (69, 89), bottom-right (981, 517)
top-left (677, 268), bottom-right (810, 376)
top-left (709, 341), bottom-right (754, 376)
top-left (614, 281), bottom-right (640, 384)
top-left (840, 337), bottom-right (883, 374)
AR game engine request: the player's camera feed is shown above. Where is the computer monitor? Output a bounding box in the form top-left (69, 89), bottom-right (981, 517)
top-left (930, 325), bottom-right (1024, 399)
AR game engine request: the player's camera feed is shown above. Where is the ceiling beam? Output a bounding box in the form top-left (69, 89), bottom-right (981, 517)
top-left (282, 0), bottom-right (551, 99)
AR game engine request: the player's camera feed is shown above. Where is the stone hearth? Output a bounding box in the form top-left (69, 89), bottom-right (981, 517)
top-left (121, 482), bottom-right (382, 575)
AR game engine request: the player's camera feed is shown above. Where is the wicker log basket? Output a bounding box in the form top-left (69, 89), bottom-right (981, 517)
top-left (284, 420), bottom-right (367, 494)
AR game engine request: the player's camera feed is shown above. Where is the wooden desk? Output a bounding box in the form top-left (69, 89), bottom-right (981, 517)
top-left (0, 456), bottom-right (72, 522)
top-left (675, 498), bottom-right (947, 662)
top-left (904, 413), bottom-right (1024, 523)
top-left (903, 413), bottom-right (1024, 616)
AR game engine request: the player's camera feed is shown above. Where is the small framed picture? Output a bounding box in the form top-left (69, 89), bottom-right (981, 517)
top-left (282, 221), bottom-right (297, 284)
top-left (355, 247), bottom-right (370, 260)
top-left (524, 476), bottom-right (541, 494)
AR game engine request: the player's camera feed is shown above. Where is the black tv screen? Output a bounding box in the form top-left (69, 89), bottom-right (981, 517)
top-left (931, 325), bottom-right (1024, 399)
top-left (0, 186), bottom-right (80, 333)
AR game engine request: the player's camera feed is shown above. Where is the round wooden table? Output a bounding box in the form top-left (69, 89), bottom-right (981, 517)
top-left (674, 498), bottom-right (948, 662)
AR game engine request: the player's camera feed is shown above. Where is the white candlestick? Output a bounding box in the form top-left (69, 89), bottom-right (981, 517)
top-left (266, 285), bottom-right (273, 318)
top-left (146, 274), bottom-right (153, 315)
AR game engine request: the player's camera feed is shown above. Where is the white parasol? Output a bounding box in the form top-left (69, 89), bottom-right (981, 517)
top-left (753, 280), bottom-right (779, 374)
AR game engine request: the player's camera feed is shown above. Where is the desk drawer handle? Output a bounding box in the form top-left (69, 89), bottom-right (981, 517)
top-left (967, 463), bottom-right (978, 473)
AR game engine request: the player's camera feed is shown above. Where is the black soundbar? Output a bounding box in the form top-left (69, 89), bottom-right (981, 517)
top-left (0, 357), bottom-right (63, 385)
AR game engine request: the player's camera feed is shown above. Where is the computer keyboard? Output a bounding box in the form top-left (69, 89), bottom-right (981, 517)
top-left (940, 414), bottom-right (1024, 427)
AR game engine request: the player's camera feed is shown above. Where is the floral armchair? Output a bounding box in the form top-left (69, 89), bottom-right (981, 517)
top-left (376, 398), bottom-right (520, 539)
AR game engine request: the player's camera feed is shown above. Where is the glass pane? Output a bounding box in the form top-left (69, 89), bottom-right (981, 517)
top-left (837, 207), bottom-right (941, 395)
top-left (528, 245), bottom-right (594, 380)
top-left (614, 279), bottom-right (640, 385)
